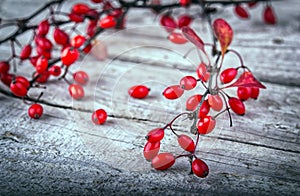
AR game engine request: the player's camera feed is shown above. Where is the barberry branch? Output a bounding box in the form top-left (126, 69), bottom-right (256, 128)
top-left (0, 0), bottom-right (274, 179)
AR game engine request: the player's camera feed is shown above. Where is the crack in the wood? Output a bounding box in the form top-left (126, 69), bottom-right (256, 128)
top-left (258, 78), bottom-right (300, 88)
top-left (200, 150), bottom-right (300, 172)
top-left (0, 131), bottom-right (22, 142)
top-left (0, 88), bottom-right (163, 124)
top-left (71, 128), bottom-right (144, 149)
top-left (203, 157), bottom-right (300, 183)
top-left (214, 136), bottom-right (300, 154)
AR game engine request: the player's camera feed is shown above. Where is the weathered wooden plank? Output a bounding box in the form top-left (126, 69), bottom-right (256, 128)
top-left (0, 95), bottom-right (299, 194)
top-left (0, 0), bottom-right (299, 194)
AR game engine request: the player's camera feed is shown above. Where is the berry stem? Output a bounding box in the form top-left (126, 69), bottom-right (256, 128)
top-left (10, 40), bottom-right (17, 72)
top-left (183, 47), bottom-right (196, 59)
top-left (194, 133), bottom-right (200, 152)
top-left (169, 125), bottom-right (179, 137)
top-left (164, 112), bottom-right (190, 136)
top-left (213, 52), bottom-right (222, 91)
top-left (227, 49), bottom-right (245, 67)
top-left (219, 90), bottom-right (233, 127)
top-left (175, 153), bottom-right (192, 159)
top-left (206, 12), bottom-right (218, 56)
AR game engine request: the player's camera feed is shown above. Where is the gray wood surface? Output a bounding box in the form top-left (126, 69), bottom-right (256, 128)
top-left (0, 0), bottom-right (299, 195)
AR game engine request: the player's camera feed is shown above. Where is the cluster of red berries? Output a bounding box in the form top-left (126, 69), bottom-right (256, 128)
top-left (69, 1), bottom-right (125, 31)
top-left (159, 13), bottom-right (194, 44)
top-left (0, 0), bottom-right (274, 178)
top-left (140, 17), bottom-right (266, 177)
top-left (0, 0), bottom-right (127, 120)
top-left (233, 2), bottom-right (277, 24)
top-left (143, 120), bottom-right (209, 178)
top-left (141, 70), bottom-right (264, 177)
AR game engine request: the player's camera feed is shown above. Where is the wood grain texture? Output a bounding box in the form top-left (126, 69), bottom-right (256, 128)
top-left (0, 0), bottom-right (299, 195)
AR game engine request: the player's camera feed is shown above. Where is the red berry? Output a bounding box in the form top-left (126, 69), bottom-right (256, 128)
top-left (0, 73), bottom-right (14, 86)
top-left (69, 13), bottom-right (85, 23)
top-left (92, 109), bottom-right (107, 124)
top-left (10, 81), bottom-right (27, 97)
top-left (198, 100), bottom-right (210, 119)
top-left (180, 0), bottom-right (191, 7)
top-left (263, 6), bottom-right (276, 25)
top-left (220, 68), bottom-right (237, 84)
top-left (197, 116), bottom-right (216, 134)
top-left (35, 36), bottom-right (53, 51)
top-left (34, 71), bottom-right (50, 83)
top-left (237, 87), bottom-right (251, 101)
top-left (53, 28), bottom-right (69, 45)
top-left (208, 94), bottom-right (223, 111)
top-left (178, 134), bottom-right (195, 152)
top-left (163, 85), bottom-right (184, 100)
top-left (151, 153), bottom-right (175, 170)
top-left (37, 20), bottom-right (49, 36)
top-left (30, 56), bottom-right (39, 67)
top-left (146, 128), bottom-right (164, 143)
top-left (87, 21), bottom-right (97, 37)
top-left (69, 84), bottom-right (84, 100)
top-left (178, 14), bottom-right (193, 28)
top-left (73, 71), bottom-right (89, 85)
top-left (28, 103), bottom-right (43, 119)
top-left (186, 94), bottom-right (202, 111)
top-left (143, 141), bottom-right (160, 161)
top-left (15, 76), bottom-right (30, 89)
top-left (71, 35), bottom-right (86, 48)
top-left (234, 5), bottom-right (250, 19)
top-left (99, 15), bottom-right (117, 29)
top-left (168, 32), bottom-right (188, 44)
top-left (196, 63), bottom-right (210, 82)
top-left (0, 61), bottom-right (10, 74)
top-left (192, 159), bottom-right (209, 178)
top-left (250, 87), bottom-right (260, 99)
top-left (61, 47), bottom-right (79, 66)
top-left (49, 66), bottom-right (61, 77)
top-left (128, 85), bottom-right (150, 99)
top-left (20, 45), bottom-right (32, 60)
top-left (72, 3), bottom-right (90, 15)
top-left (228, 97), bottom-right (246, 115)
top-left (36, 56), bottom-right (48, 74)
top-left (160, 14), bottom-right (177, 32)
top-left (70, 35), bottom-right (91, 53)
top-left (180, 76), bottom-right (197, 90)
